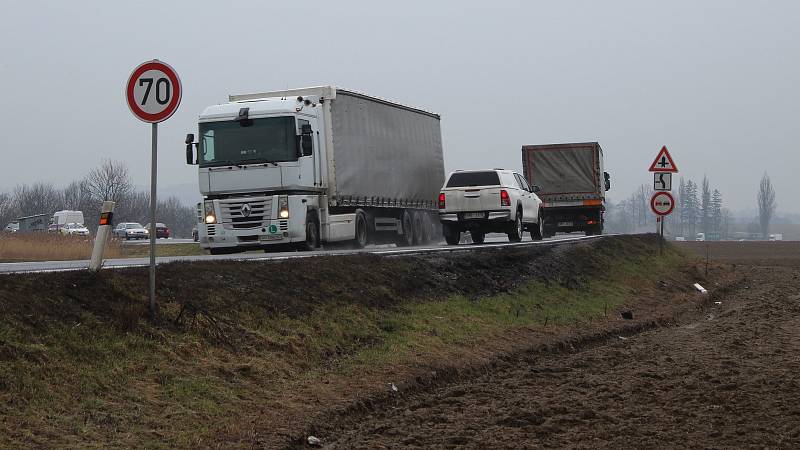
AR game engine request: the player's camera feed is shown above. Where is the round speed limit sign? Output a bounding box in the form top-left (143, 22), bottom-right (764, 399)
top-left (126, 60), bottom-right (181, 123)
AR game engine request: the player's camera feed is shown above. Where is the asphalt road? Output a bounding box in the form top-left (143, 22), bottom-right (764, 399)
top-left (0, 234), bottom-right (603, 275)
top-left (120, 238), bottom-right (196, 245)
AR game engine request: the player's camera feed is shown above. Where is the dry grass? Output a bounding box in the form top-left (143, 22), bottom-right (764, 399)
top-left (0, 233), bottom-right (124, 262)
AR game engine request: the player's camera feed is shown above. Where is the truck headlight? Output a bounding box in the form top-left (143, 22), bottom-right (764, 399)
top-left (204, 201), bottom-right (216, 224)
top-left (278, 195), bottom-right (289, 219)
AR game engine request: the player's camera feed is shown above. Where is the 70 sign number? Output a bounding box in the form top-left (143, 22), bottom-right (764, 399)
top-left (138, 77), bottom-right (171, 106)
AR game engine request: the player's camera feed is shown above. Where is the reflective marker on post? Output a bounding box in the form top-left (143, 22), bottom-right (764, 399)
top-left (89, 201), bottom-right (116, 272)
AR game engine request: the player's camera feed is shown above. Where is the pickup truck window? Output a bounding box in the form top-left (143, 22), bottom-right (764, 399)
top-left (514, 173), bottom-right (531, 192)
top-left (199, 116), bottom-right (297, 167)
top-left (446, 171), bottom-right (500, 188)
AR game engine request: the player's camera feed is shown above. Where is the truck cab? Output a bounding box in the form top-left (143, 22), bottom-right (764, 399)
top-left (189, 95), bottom-right (323, 253)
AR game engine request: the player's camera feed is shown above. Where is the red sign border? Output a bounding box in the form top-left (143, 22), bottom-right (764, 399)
top-left (648, 146), bottom-right (678, 173)
top-left (126, 60), bottom-right (182, 123)
top-left (650, 191), bottom-right (675, 216)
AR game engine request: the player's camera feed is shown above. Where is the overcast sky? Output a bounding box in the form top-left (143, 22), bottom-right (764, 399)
top-left (1, 1), bottom-right (798, 213)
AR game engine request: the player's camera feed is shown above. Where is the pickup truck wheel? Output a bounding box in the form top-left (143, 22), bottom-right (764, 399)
top-left (507, 210), bottom-right (523, 242)
top-left (471, 231), bottom-right (485, 244)
top-left (531, 209), bottom-right (544, 241)
top-left (444, 232), bottom-right (460, 245)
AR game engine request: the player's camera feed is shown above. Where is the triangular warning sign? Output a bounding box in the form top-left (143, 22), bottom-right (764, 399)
top-left (648, 146), bottom-right (678, 172)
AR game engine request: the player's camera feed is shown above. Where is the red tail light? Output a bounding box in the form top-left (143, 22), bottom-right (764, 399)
top-left (438, 192), bottom-right (446, 209)
top-left (500, 190), bottom-right (511, 206)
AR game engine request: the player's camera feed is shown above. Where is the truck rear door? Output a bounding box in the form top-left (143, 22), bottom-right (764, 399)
top-left (442, 171), bottom-right (501, 212)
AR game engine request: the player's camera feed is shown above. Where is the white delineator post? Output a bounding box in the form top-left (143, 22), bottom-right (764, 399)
top-left (89, 201), bottom-right (116, 271)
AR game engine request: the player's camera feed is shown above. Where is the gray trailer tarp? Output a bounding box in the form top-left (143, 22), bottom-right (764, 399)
top-left (522, 143), bottom-right (602, 201)
top-left (330, 90), bottom-right (445, 208)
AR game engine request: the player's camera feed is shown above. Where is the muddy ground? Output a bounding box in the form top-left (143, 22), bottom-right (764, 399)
top-left (301, 242), bottom-right (800, 449)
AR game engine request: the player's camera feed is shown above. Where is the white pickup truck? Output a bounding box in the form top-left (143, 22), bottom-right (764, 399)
top-left (438, 169), bottom-right (544, 244)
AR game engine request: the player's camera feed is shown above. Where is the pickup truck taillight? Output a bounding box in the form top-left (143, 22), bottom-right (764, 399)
top-left (500, 190), bottom-right (511, 206)
top-left (438, 193), bottom-right (446, 209)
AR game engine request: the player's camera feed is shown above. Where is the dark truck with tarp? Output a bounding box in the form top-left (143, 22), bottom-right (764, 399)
top-left (521, 142), bottom-right (610, 236)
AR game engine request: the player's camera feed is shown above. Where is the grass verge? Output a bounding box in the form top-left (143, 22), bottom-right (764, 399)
top-left (0, 235), bottom-right (687, 448)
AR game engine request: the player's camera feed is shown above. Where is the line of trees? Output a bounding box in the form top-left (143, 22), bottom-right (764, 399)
top-left (0, 160), bottom-right (196, 237)
top-left (675, 175), bottom-right (730, 239)
top-left (605, 174), bottom-right (729, 239)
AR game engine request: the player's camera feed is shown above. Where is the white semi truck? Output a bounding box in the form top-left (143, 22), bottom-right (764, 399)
top-left (186, 86), bottom-right (445, 254)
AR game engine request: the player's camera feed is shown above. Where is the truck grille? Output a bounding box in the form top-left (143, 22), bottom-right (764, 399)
top-left (220, 197), bottom-right (272, 230)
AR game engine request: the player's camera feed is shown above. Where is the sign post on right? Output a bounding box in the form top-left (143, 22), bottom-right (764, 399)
top-left (648, 146), bottom-right (679, 248)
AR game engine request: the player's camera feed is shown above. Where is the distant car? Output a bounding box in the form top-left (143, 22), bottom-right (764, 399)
top-left (192, 226), bottom-right (199, 242)
top-left (144, 222), bottom-right (170, 239)
top-left (48, 210), bottom-right (85, 233)
top-left (438, 169), bottom-right (544, 245)
top-left (113, 222), bottom-right (149, 240)
top-left (3, 221), bottom-right (18, 233)
top-left (696, 233), bottom-right (705, 241)
top-left (674, 236), bottom-right (686, 241)
top-left (60, 222), bottom-right (90, 236)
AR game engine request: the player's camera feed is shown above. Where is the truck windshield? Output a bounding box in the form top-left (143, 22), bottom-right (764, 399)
top-left (446, 171), bottom-right (500, 187)
top-left (199, 117), bottom-right (296, 167)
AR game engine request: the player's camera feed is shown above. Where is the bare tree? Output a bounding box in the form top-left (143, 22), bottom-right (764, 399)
top-left (0, 192), bottom-right (14, 228)
top-left (11, 182), bottom-right (65, 218)
top-left (85, 160), bottom-right (134, 205)
top-left (757, 172), bottom-right (776, 238)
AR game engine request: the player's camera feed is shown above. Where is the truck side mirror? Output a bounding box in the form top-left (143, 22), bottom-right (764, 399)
top-left (531, 185), bottom-right (541, 193)
top-left (604, 172), bottom-right (611, 191)
top-left (185, 133), bottom-right (196, 165)
top-left (300, 124), bottom-right (313, 157)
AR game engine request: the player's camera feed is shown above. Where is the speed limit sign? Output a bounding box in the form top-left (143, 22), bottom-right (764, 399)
top-left (126, 60), bottom-right (182, 123)
top-left (125, 59), bottom-right (182, 319)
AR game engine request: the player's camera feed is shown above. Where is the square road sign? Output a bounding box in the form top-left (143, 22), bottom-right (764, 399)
top-left (654, 172), bottom-right (672, 191)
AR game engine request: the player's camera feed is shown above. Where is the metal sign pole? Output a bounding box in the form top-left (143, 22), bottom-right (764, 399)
top-left (660, 216), bottom-right (665, 255)
top-left (149, 122), bottom-right (158, 318)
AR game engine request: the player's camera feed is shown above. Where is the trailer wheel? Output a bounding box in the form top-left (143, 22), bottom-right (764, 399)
top-left (412, 211), bottom-right (424, 246)
top-left (354, 209), bottom-right (369, 248)
top-left (420, 213), bottom-right (433, 245)
top-left (396, 210), bottom-right (414, 247)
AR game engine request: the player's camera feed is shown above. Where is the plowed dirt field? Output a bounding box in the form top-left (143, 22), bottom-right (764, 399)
top-left (305, 242), bottom-right (800, 449)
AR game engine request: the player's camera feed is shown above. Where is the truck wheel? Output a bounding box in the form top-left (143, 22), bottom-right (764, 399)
top-left (531, 209), bottom-right (544, 241)
top-left (471, 230), bottom-right (485, 244)
top-left (585, 225), bottom-right (603, 236)
top-left (354, 210), bottom-right (368, 248)
top-left (301, 213), bottom-right (320, 250)
top-left (397, 210), bottom-right (414, 247)
top-left (507, 210), bottom-right (523, 242)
